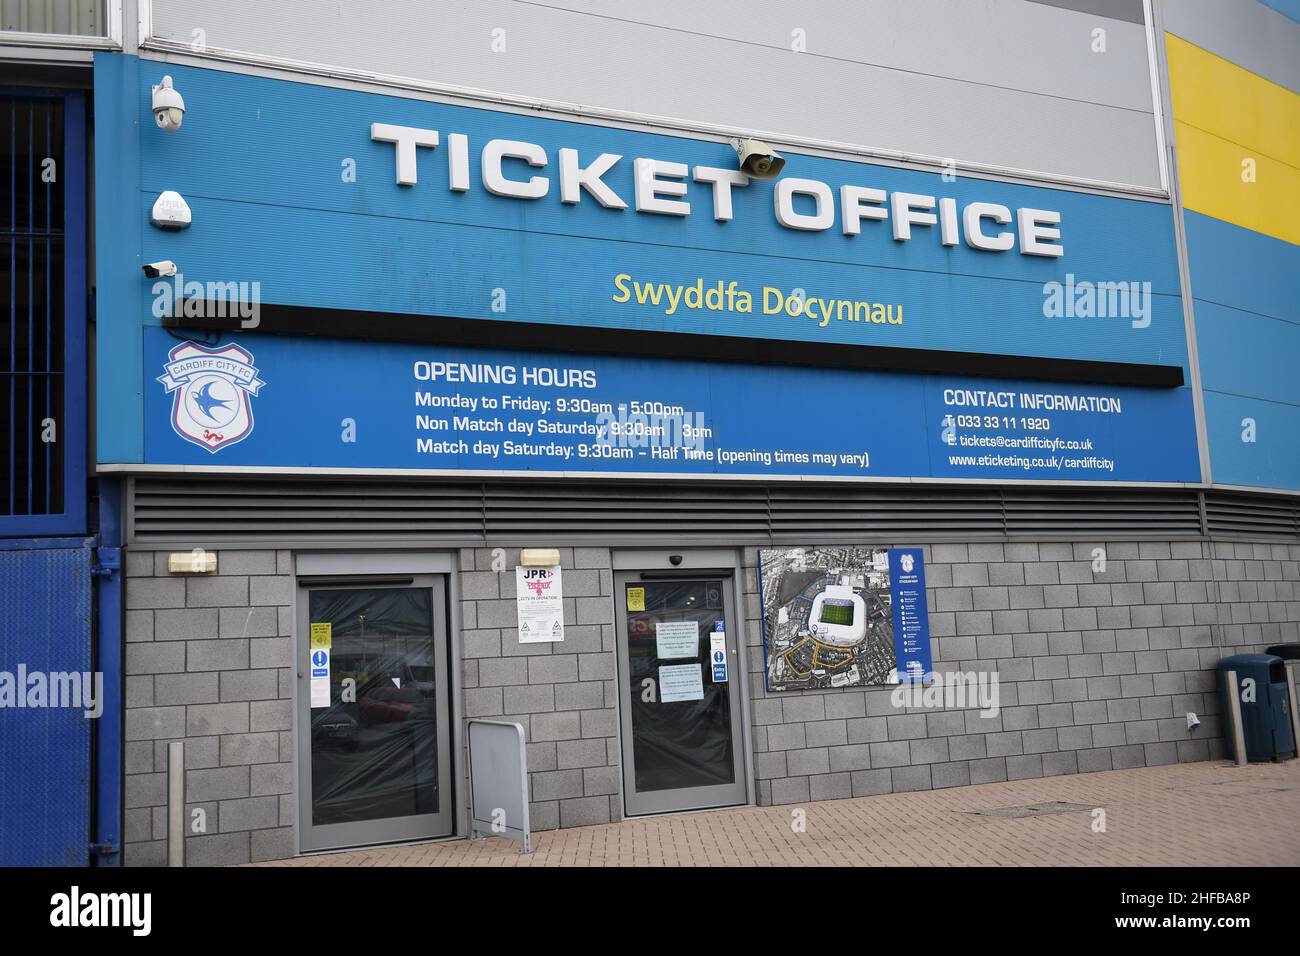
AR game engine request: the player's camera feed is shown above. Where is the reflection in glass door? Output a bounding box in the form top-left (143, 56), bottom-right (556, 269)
top-left (614, 574), bottom-right (747, 816)
top-left (296, 575), bottom-right (452, 852)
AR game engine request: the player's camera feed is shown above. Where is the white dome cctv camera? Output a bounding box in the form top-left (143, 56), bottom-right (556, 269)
top-left (150, 191), bottom-right (192, 230)
top-left (731, 138), bottom-right (785, 179)
top-left (151, 76), bottom-right (185, 132)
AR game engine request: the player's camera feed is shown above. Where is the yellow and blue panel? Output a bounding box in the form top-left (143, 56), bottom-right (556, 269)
top-left (1167, 32), bottom-right (1300, 490)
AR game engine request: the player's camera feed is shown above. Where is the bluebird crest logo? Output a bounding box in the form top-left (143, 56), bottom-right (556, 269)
top-left (158, 341), bottom-right (265, 452)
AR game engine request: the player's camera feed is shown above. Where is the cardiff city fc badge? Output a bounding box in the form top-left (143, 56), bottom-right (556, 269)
top-left (158, 341), bottom-right (265, 453)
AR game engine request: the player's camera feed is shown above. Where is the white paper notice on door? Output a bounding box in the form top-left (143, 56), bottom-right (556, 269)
top-left (516, 565), bottom-right (565, 643)
top-left (659, 663), bottom-right (705, 702)
top-left (655, 620), bottom-right (699, 659)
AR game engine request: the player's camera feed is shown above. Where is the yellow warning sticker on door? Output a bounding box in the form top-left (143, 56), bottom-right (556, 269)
top-left (309, 622), bottom-right (332, 650)
top-left (626, 587), bottom-right (645, 612)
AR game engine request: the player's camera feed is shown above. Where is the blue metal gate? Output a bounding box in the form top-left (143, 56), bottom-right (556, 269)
top-left (0, 538), bottom-right (94, 865)
top-left (0, 88), bottom-right (98, 865)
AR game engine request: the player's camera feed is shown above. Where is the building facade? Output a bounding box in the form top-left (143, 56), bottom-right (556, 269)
top-left (2, 0), bottom-right (1298, 866)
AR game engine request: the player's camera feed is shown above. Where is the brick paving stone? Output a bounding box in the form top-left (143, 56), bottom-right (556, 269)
top-left (248, 759), bottom-right (1300, 867)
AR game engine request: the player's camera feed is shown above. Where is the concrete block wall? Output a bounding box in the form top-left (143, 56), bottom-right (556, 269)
top-left (456, 546), bottom-right (622, 832)
top-left (744, 540), bottom-right (1300, 805)
top-left (120, 537), bottom-right (1300, 864)
top-left (122, 549), bottom-right (295, 866)
top-left (120, 544), bottom-right (622, 865)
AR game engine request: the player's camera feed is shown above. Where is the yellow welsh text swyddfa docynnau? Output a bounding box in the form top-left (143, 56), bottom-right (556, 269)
top-left (611, 274), bottom-right (903, 329)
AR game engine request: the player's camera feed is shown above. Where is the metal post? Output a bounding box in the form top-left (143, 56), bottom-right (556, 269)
top-left (1285, 662), bottom-right (1300, 760)
top-left (167, 741), bottom-right (185, 867)
top-left (1224, 670), bottom-right (1248, 767)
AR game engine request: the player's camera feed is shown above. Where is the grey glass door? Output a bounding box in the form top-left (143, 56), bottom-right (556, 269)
top-left (296, 574), bottom-right (452, 852)
top-left (614, 573), bottom-right (747, 816)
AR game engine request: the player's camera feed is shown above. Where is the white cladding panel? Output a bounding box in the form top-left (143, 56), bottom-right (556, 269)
top-left (146, 0), bottom-right (1163, 188)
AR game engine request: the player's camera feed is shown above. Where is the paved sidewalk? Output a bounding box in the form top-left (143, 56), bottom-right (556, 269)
top-left (258, 759), bottom-right (1300, 866)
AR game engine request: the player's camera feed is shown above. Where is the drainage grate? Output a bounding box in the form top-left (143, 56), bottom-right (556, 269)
top-left (966, 801), bottom-right (1099, 819)
top-left (1167, 782), bottom-right (1294, 798)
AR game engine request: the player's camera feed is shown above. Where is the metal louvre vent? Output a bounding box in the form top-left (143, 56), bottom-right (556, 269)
top-left (1204, 492), bottom-right (1300, 540)
top-left (483, 482), bottom-right (771, 540)
top-left (131, 478), bottom-right (486, 543)
top-left (769, 487), bottom-right (1203, 541)
top-left (1002, 491), bottom-right (1203, 538)
top-left (769, 486), bottom-right (1005, 540)
top-left (128, 477), bottom-right (1300, 546)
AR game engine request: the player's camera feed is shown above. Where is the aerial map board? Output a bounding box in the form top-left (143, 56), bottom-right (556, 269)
top-left (759, 547), bottom-right (933, 692)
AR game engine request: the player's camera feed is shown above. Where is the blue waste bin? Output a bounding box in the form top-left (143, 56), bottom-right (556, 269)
top-left (1217, 654), bottom-right (1296, 762)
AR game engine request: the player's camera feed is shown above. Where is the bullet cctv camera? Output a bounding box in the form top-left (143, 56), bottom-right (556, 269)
top-left (731, 137), bottom-right (785, 179)
top-left (669, 554), bottom-right (684, 566)
top-left (142, 260), bottom-right (178, 278)
top-left (151, 75), bottom-right (185, 132)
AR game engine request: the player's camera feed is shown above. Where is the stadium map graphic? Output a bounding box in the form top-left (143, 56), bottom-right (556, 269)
top-left (760, 546), bottom-right (900, 691)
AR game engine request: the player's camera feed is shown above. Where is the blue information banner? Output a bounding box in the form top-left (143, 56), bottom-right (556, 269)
top-left (143, 329), bottom-right (1199, 483)
top-left (96, 57), bottom-right (1199, 466)
top-left (888, 548), bottom-right (933, 683)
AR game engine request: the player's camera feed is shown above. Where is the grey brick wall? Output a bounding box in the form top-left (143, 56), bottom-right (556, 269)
top-left (122, 549), bottom-right (295, 867)
top-left (121, 537), bottom-right (1300, 864)
top-left (456, 546), bottom-right (621, 833)
top-left (745, 540), bottom-right (1300, 805)
top-left (121, 545), bottom-right (620, 865)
